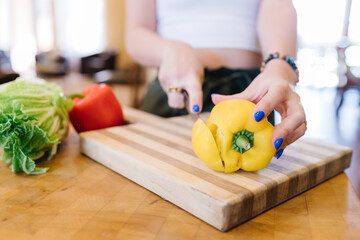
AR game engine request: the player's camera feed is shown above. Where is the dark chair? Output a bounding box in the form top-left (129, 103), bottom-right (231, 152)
top-left (80, 51), bottom-right (117, 75)
top-left (35, 51), bottom-right (69, 76)
top-left (335, 40), bottom-right (360, 115)
top-left (0, 50), bottom-right (19, 84)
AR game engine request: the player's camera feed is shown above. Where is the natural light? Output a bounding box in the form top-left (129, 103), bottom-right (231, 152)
top-left (0, 0), bottom-right (359, 84)
top-left (294, 0), bottom-right (360, 88)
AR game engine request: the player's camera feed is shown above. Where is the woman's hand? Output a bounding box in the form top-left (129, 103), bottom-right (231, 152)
top-left (211, 59), bottom-right (306, 158)
top-left (159, 40), bottom-right (204, 113)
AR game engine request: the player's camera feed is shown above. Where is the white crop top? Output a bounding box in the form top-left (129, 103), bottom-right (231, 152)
top-left (156, 0), bottom-right (261, 53)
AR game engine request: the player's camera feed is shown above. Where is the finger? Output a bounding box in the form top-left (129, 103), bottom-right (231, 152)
top-left (211, 94), bottom-right (233, 105)
top-left (285, 121), bottom-right (307, 145)
top-left (252, 84), bottom-right (289, 122)
top-left (271, 101), bottom-right (306, 149)
top-left (185, 75), bottom-right (203, 113)
top-left (274, 148), bottom-right (286, 159)
top-left (159, 76), bottom-right (185, 109)
top-left (211, 88), bottom-right (256, 105)
top-left (273, 121), bottom-right (307, 159)
top-left (168, 92), bottom-right (185, 109)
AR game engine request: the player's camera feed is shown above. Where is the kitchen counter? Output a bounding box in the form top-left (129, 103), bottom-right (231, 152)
top-left (0, 126), bottom-right (359, 240)
top-left (0, 74), bottom-right (359, 239)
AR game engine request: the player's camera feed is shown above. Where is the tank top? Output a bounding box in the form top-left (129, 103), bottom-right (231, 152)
top-left (156, 0), bottom-right (261, 53)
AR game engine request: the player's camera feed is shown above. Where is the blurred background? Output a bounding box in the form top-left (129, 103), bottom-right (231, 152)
top-left (0, 0), bottom-right (359, 194)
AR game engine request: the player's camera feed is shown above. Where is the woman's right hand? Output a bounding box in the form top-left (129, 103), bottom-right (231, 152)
top-left (158, 40), bottom-right (204, 113)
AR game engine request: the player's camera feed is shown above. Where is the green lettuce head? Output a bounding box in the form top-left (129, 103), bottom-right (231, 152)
top-left (0, 77), bottom-right (73, 174)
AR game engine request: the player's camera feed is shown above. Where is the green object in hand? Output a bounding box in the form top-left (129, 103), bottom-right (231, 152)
top-left (0, 78), bottom-right (73, 174)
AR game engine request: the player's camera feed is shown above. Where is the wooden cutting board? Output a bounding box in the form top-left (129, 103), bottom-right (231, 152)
top-left (79, 107), bottom-right (352, 232)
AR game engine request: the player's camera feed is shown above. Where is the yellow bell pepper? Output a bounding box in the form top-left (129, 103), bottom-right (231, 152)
top-left (192, 99), bottom-right (276, 172)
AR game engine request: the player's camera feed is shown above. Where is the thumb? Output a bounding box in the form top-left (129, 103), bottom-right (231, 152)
top-left (211, 94), bottom-right (232, 105)
top-left (211, 89), bottom-right (253, 105)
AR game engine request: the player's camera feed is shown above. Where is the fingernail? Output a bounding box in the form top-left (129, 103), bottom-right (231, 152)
top-left (211, 93), bottom-right (219, 98)
top-left (254, 111), bottom-right (265, 122)
top-left (276, 149), bottom-right (284, 159)
top-left (274, 138), bottom-right (283, 150)
top-left (193, 104), bottom-right (200, 113)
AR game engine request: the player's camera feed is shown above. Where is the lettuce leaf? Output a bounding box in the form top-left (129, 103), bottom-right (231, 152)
top-left (0, 78), bottom-right (73, 174)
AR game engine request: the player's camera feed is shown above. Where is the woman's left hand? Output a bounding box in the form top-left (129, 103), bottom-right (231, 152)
top-left (211, 59), bottom-right (306, 159)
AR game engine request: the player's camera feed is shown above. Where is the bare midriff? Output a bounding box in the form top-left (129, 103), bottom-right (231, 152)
top-left (195, 48), bottom-right (262, 70)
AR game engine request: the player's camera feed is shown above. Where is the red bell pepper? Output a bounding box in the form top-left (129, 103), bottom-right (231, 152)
top-left (69, 83), bottom-right (124, 133)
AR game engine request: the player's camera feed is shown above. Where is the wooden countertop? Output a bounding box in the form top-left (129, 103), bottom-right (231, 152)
top-left (0, 74), bottom-right (359, 239)
top-left (0, 126), bottom-right (359, 240)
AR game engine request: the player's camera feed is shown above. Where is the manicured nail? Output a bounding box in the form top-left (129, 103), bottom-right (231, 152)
top-left (211, 93), bottom-right (219, 98)
top-left (274, 138), bottom-right (283, 150)
top-left (254, 111), bottom-right (265, 122)
top-left (276, 149), bottom-right (284, 159)
top-left (193, 104), bottom-right (200, 113)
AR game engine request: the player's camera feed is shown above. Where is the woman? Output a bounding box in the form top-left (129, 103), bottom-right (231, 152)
top-left (125, 0), bottom-right (306, 159)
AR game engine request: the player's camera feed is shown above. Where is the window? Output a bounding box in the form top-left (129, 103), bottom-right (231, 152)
top-left (294, 0), bottom-right (360, 87)
top-left (0, 0), bottom-right (106, 74)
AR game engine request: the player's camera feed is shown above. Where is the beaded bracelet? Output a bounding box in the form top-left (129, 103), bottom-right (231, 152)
top-left (260, 52), bottom-right (299, 81)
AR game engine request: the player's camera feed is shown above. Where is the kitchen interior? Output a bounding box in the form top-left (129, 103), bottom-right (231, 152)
top-left (0, 0), bottom-right (359, 239)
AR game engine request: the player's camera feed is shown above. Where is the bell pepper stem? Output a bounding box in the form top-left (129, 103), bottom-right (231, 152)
top-left (69, 93), bottom-right (85, 99)
top-left (232, 129), bottom-right (254, 154)
top-left (236, 135), bottom-right (251, 151)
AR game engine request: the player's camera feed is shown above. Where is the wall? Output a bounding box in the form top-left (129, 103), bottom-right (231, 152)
top-left (105, 0), bottom-right (134, 69)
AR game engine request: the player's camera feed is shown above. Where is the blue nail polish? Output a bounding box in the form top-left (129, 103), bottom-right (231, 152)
top-left (274, 138), bottom-right (283, 150)
top-left (276, 149), bottom-right (284, 159)
top-left (254, 111), bottom-right (265, 122)
top-left (211, 93), bottom-right (219, 98)
top-left (193, 104), bottom-right (200, 113)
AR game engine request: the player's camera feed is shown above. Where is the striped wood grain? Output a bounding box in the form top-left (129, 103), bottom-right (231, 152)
top-left (80, 108), bottom-right (352, 231)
